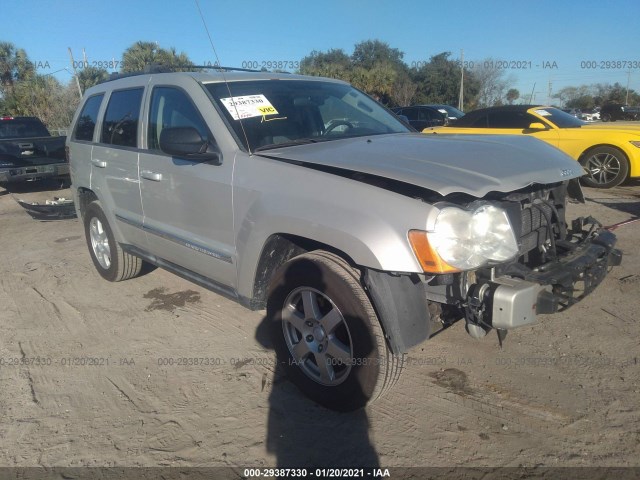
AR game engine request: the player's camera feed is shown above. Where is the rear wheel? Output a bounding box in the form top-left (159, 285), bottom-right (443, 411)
top-left (601, 113), bottom-right (611, 122)
top-left (580, 146), bottom-right (629, 188)
top-left (267, 251), bottom-right (403, 411)
top-left (83, 201), bottom-right (142, 281)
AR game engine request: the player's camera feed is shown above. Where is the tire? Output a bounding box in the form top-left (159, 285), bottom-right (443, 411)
top-left (601, 113), bottom-right (611, 122)
top-left (83, 201), bottom-right (142, 281)
top-left (267, 251), bottom-right (403, 411)
top-left (580, 146), bottom-right (629, 188)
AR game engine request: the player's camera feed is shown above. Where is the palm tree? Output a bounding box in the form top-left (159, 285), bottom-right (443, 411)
top-left (121, 41), bottom-right (158, 72)
top-left (78, 66), bottom-right (109, 92)
top-left (0, 41), bottom-right (35, 95)
top-left (121, 41), bottom-right (193, 73)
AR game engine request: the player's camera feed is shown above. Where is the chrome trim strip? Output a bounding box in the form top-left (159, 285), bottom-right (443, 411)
top-left (115, 214), bottom-right (141, 228)
top-left (121, 244), bottom-right (238, 300)
top-left (115, 214), bottom-right (233, 264)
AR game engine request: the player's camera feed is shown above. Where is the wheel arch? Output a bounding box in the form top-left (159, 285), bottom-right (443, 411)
top-left (248, 233), bottom-right (359, 310)
top-left (75, 187), bottom-right (99, 220)
top-left (578, 143), bottom-right (630, 170)
top-left (249, 236), bottom-right (432, 355)
top-left (578, 144), bottom-right (632, 187)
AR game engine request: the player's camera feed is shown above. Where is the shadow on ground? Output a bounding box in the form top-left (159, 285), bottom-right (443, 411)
top-left (254, 272), bottom-right (380, 470)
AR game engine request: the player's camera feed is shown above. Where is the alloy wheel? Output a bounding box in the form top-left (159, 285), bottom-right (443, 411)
top-left (89, 217), bottom-right (111, 269)
top-left (281, 287), bottom-right (353, 386)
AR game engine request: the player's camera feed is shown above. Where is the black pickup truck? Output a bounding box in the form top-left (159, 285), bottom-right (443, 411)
top-left (0, 116), bottom-right (69, 184)
top-left (600, 104), bottom-right (640, 122)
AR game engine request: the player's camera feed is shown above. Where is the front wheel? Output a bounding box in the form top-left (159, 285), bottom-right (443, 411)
top-left (580, 146), bottom-right (629, 188)
top-left (83, 201), bottom-right (142, 281)
top-left (267, 251), bottom-right (403, 411)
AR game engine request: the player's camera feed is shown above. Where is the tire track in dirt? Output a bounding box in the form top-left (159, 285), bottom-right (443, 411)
top-left (104, 375), bottom-right (166, 415)
top-left (378, 365), bottom-right (575, 441)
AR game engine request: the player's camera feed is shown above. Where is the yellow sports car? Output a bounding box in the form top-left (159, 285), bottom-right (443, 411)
top-left (425, 105), bottom-right (640, 188)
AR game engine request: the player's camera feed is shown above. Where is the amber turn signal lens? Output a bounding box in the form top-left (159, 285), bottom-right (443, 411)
top-left (408, 230), bottom-right (460, 274)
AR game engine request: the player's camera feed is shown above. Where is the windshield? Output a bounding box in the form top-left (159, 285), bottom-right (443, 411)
top-left (205, 80), bottom-right (410, 152)
top-left (531, 107), bottom-right (586, 128)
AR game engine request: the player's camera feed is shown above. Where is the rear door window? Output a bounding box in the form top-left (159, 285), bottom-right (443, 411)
top-left (73, 94), bottom-right (104, 141)
top-left (101, 88), bottom-right (144, 147)
top-left (402, 107), bottom-right (418, 120)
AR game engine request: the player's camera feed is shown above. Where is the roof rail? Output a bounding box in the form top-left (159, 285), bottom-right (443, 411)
top-left (101, 64), bottom-right (270, 84)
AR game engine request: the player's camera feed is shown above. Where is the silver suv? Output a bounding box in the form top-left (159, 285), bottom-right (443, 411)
top-left (68, 71), bottom-right (621, 411)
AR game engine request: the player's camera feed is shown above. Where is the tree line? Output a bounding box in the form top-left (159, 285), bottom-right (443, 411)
top-left (1, 39), bottom-right (638, 131)
top-left (0, 40), bottom-right (193, 131)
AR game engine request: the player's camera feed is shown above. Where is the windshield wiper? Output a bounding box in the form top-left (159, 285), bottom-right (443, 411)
top-left (253, 138), bottom-right (320, 152)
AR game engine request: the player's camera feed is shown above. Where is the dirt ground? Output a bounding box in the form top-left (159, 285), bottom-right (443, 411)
top-left (0, 177), bottom-right (638, 475)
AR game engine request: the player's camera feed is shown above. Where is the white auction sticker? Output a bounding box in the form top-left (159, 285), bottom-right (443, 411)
top-left (534, 109), bottom-right (551, 116)
top-left (220, 94), bottom-right (279, 120)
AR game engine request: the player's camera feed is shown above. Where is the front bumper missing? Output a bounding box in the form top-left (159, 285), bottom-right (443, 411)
top-left (466, 229), bottom-right (622, 330)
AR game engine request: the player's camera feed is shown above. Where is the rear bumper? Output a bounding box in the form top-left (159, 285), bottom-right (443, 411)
top-left (472, 230), bottom-right (621, 330)
top-left (0, 163), bottom-right (69, 183)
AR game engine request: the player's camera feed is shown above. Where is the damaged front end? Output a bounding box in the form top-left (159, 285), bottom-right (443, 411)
top-left (424, 180), bottom-right (622, 338)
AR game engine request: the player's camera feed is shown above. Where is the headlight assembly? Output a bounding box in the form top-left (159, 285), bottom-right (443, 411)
top-left (409, 205), bottom-right (519, 273)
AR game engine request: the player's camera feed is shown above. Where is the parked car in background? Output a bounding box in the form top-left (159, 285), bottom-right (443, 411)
top-left (391, 105), bottom-right (446, 130)
top-left (580, 109), bottom-right (600, 122)
top-left (392, 104), bottom-right (465, 130)
top-left (426, 105), bottom-right (640, 188)
top-left (426, 104), bottom-right (465, 122)
top-left (562, 108), bottom-right (582, 118)
top-left (0, 116), bottom-right (68, 184)
top-left (600, 103), bottom-right (640, 122)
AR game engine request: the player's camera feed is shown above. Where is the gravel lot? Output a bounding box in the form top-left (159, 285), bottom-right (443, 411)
top-left (0, 177), bottom-right (638, 474)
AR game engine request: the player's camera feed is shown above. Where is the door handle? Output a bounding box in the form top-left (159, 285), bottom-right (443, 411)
top-left (140, 170), bottom-right (162, 181)
top-left (91, 159), bottom-right (107, 168)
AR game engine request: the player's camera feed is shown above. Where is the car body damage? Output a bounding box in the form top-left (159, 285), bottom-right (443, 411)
top-left (68, 71), bottom-right (622, 410)
top-left (16, 197), bottom-right (76, 220)
top-left (254, 133), bottom-right (584, 197)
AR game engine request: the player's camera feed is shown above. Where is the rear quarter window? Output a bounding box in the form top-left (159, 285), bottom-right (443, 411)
top-left (73, 94), bottom-right (104, 141)
top-left (0, 118), bottom-right (50, 139)
top-left (101, 88), bottom-right (144, 147)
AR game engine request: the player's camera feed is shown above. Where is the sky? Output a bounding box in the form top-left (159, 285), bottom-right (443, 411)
top-left (3, 0), bottom-right (640, 105)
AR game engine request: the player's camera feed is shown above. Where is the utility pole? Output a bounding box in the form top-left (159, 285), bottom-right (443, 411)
top-left (528, 82), bottom-right (536, 104)
top-left (547, 79), bottom-right (552, 105)
top-left (626, 70), bottom-right (631, 105)
top-left (67, 47), bottom-right (83, 98)
top-left (458, 49), bottom-right (464, 111)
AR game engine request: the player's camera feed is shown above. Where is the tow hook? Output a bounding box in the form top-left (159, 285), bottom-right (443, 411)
top-left (464, 283), bottom-right (491, 340)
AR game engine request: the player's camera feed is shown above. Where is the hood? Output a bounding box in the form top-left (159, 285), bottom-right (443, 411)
top-left (255, 133), bottom-right (582, 197)
top-left (580, 124), bottom-right (640, 135)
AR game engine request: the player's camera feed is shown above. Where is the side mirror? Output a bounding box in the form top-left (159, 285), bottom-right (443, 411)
top-left (159, 127), bottom-right (221, 164)
top-left (527, 122), bottom-right (547, 130)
